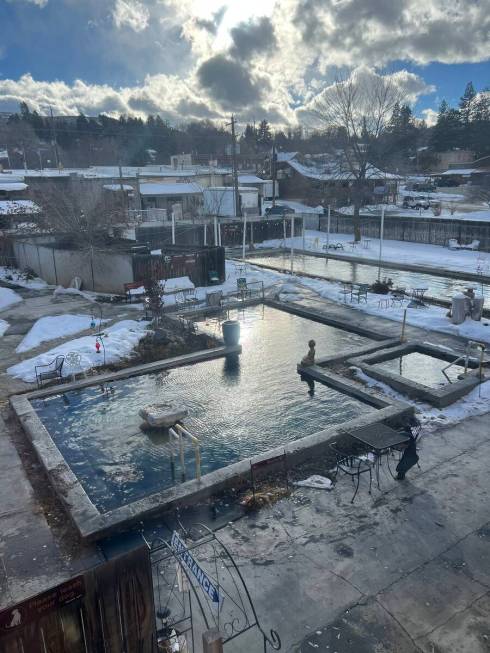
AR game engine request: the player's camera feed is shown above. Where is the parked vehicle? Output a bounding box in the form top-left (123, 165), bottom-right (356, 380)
top-left (436, 177), bottom-right (460, 187)
top-left (265, 205), bottom-right (294, 216)
top-left (402, 195), bottom-right (430, 210)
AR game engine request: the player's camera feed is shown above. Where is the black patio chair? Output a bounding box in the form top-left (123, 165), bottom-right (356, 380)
top-left (35, 355), bottom-right (65, 388)
top-left (387, 418), bottom-right (423, 478)
top-left (329, 442), bottom-right (373, 503)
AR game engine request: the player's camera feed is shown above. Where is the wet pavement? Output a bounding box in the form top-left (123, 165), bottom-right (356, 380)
top-left (216, 414), bottom-right (490, 652)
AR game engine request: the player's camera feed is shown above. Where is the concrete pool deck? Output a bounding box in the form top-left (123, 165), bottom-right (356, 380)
top-left (216, 412), bottom-right (490, 652)
top-left (2, 279), bottom-right (490, 648)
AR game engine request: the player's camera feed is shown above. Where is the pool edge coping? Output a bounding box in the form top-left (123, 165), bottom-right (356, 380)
top-left (349, 341), bottom-right (484, 408)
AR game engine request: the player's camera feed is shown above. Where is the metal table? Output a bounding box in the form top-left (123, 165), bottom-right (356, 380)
top-left (344, 423), bottom-right (410, 488)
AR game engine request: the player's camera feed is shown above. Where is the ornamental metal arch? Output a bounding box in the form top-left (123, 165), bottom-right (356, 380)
top-left (146, 523), bottom-right (281, 652)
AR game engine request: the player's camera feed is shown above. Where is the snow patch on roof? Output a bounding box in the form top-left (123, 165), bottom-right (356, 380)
top-left (139, 183), bottom-right (202, 196)
top-left (0, 200), bottom-right (40, 215)
top-left (0, 182), bottom-right (28, 192)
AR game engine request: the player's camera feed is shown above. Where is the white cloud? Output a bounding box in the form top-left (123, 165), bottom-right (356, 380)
top-left (297, 66), bottom-right (436, 126)
top-left (0, 73), bottom-right (209, 121)
top-left (421, 108), bottom-right (439, 126)
top-left (7, 0), bottom-right (48, 5)
top-left (4, 0), bottom-right (490, 125)
top-left (113, 0), bottom-right (149, 32)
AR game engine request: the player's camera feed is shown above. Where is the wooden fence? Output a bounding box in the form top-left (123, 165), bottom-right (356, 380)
top-left (0, 545), bottom-right (155, 653)
top-left (133, 246), bottom-right (226, 287)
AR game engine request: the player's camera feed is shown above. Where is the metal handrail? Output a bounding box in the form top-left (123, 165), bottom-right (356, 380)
top-left (441, 340), bottom-right (486, 383)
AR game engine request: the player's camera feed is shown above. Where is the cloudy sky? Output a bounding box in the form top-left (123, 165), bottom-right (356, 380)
top-left (0, 0), bottom-right (488, 127)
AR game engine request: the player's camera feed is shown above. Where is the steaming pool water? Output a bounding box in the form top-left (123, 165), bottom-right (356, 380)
top-left (32, 305), bottom-right (376, 512)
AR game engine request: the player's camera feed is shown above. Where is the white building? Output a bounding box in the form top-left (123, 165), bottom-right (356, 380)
top-left (202, 187), bottom-right (259, 217)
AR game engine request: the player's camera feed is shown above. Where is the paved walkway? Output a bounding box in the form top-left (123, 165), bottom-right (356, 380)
top-left (217, 414), bottom-right (490, 652)
top-left (0, 414), bottom-right (102, 610)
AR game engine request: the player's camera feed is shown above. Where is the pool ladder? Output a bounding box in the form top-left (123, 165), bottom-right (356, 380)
top-left (441, 340), bottom-right (486, 384)
top-left (168, 423), bottom-right (201, 482)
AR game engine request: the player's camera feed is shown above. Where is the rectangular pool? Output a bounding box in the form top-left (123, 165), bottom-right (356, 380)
top-left (32, 305), bottom-right (376, 512)
top-left (251, 252), bottom-right (489, 303)
top-left (373, 351), bottom-right (465, 388)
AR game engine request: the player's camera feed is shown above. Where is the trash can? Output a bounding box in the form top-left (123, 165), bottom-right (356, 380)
top-left (451, 293), bottom-right (466, 324)
top-left (222, 320), bottom-right (240, 346)
top-left (471, 296), bottom-right (484, 321)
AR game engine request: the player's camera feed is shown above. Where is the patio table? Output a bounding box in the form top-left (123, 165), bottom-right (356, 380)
top-left (344, 423), bottom-right (410, 488)
top-left (409, 287), bottom-right (429, 308)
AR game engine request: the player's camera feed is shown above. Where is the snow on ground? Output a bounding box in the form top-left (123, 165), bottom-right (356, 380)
top-left (256, 229), bottom-right (490, 275)
top-left (296, 275), bottom-right (490, 344)
top-left (262, 199), bottom-right (323, 214)
top-left (126, 260), bottom-right (284, 307)
top-left (0, 266), bottom-right (48, 289)
top-left (8, 320), bottom-right (150, 383)
top-left (16, 314), bottom-right (109, 353)
top-left (337, 204), bottom-right (490, 221)
top-left (353, 368), bottom-right (490, 431)
top-left (0, 319), bottom-right (8, 337)
top-left (398, 187), bottom-right (466, 201)
top-left (0, 287), bottom-right (23, 311)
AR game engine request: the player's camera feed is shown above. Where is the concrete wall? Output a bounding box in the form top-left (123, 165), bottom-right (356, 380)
top-left (13, 239), bottom-right (134, 293)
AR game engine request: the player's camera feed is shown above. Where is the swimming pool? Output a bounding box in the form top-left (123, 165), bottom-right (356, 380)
top-left (250, 252), bottom-right (490, 303)
top-left (32, 305), bottom-right (376, 512)
top-left (373, 351), bottom-right (466, 388)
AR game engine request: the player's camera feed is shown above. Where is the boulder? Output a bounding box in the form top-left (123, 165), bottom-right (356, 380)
top-left (139, 402), bottom-right (188, 428)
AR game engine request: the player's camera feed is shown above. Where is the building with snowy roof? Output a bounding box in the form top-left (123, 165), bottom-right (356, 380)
top-left (275, 152), bottom-right (401, 208)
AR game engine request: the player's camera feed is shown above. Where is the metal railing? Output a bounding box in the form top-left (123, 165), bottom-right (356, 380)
top-left (169, 423), bottom-right (201, 482)
top-left (127, 208), bottom-right (168, 223)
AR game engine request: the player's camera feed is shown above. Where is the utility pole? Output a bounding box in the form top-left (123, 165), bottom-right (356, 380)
top-left (49, 105), bottom-right (60, 169)
top-left (21, 142), bottom-right (27, 171)
top-left (229, 115), bottom-right (241, 218)
top-left (271, 137), bottom-right (277, 207)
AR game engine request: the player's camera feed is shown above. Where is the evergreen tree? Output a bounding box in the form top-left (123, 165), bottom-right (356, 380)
top-left (470, 92), bottom-right (490, 157)
top-left (459, 81), bottom-right (476, 125)
top-left (430, 100), bottom-right (462, 151)
top-left (256, 120), bottom-right (272, 148)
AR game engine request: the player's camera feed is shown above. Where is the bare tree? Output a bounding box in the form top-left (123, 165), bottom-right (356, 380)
top-left (34, 181), bottom-right (129, 247)
top-left (465, 183), bottom-right (490, 208)
top-left (309, 72), bottom-right (403, 240)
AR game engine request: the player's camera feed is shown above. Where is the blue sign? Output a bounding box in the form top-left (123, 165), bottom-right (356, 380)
top-left (170, 532), bottom-right (221, 604)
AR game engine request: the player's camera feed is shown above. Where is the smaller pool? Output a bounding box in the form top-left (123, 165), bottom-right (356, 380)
top-left (373, 352), bottom-right (466, 388)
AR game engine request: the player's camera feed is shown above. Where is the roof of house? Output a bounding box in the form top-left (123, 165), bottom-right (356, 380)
top-left (204, 186), bottom-right (259, 192)
top-left (0, 182), bottom-right (28, 192)
top-left (238, 175), bottom-right (270, 184)
top-left (139, 182), bottom-right (203, 196)
top-left (276, 151), bottom-right (298, 163)
top-left (287, 157), bottom-right (401, 181)
top-left (103, 184), bottom-right (134, 191)
top-left (0, 200), bottom-right (40, 215)
top-left (440, 168), bottom-right (479, 176)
